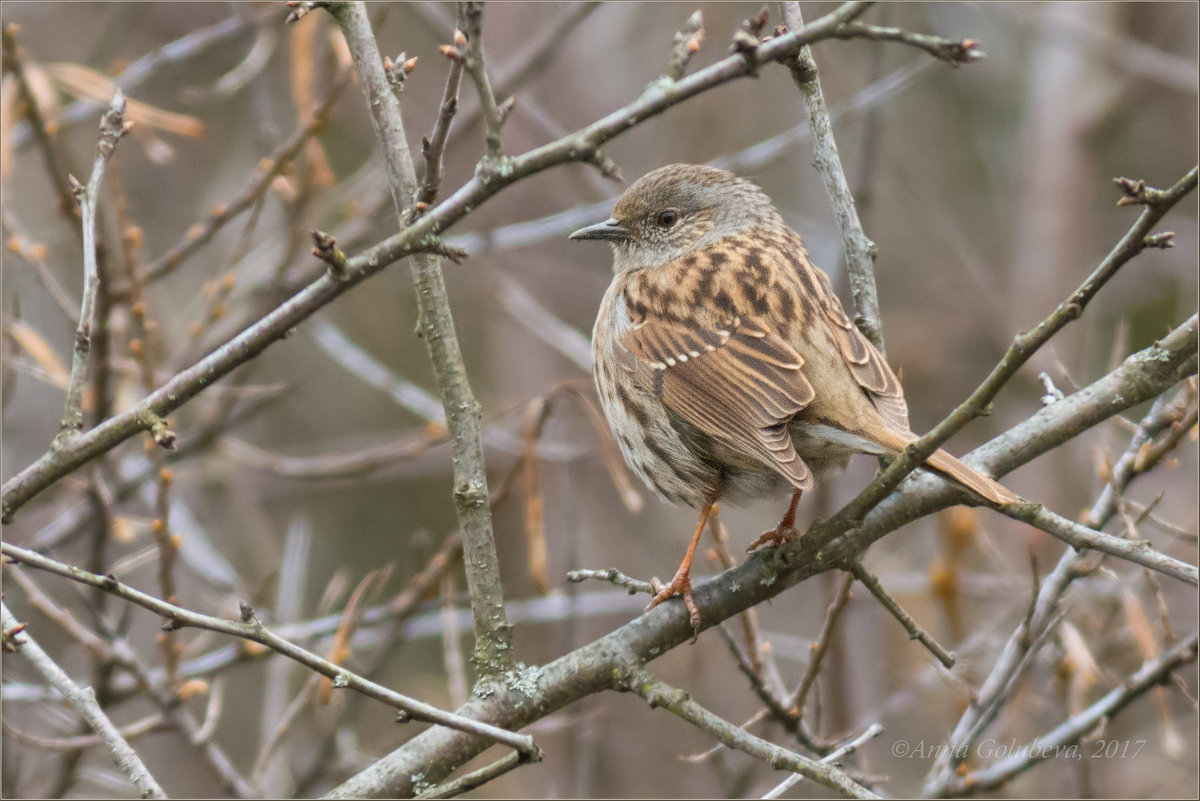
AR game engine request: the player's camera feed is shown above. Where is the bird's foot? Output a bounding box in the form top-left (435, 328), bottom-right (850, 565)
top-left (647, 570), bottom-right (701, 641)
top-left (747, 525), bottom-right (800, 552)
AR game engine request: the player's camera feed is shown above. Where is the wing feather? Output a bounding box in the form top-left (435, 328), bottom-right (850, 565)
top-left (623, 317), bottom-right (816, 490)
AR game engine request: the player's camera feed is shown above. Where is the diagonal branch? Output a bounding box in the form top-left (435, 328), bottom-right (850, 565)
top-left (324, 315), bottom-right (1197, 798)
top-left (627, 668), bottom-right (879, 799)
top-left (822, 167), bottom-right (1198, 532)
top-left (1, 601), bottom-right (167, 799)
top-left (943, 632), bottom-right (1198, 795)
top-left (0, 541), bottom-right (539, 758)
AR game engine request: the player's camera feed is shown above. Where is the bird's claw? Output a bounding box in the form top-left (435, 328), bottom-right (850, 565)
top-left (747, 525), bottom-right (799, 552)
top-left (647, 571), bottom-right (702, 641)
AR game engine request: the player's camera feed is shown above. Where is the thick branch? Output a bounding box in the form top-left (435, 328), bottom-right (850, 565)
top-left (324, 317), bottom-right (1197, 797)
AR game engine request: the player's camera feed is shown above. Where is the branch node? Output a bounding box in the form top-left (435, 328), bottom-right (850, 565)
top-left (311, 228), bottom-right (350, 278)
top-left (1143, 231), bottom-right (1175, 249)
top-left (1114, 175), bottom-right (1176, 207)
top-left (666, 11), bottom-right (705, 81)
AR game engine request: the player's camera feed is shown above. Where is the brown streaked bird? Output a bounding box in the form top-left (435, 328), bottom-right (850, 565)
top-left (571, 163), bottom-right (1018, 632)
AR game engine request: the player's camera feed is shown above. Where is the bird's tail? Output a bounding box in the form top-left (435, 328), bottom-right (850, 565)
top-left (924, 447), bottom-right (1018, 505)
top-left (871, 426), bottom-right (1018, 505)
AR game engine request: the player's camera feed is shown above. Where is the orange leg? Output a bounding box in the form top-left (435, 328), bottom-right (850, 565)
top-left (646, 488), bottom-right (721, 638)
top-left (746, 489), bottom-right (803, 552)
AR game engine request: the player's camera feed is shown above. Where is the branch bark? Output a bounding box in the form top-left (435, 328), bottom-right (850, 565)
top-left (328, 0), bottom-right (513, 677)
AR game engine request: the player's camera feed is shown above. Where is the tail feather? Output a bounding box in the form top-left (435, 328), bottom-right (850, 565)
top-left (926, 447), bottom-right (1019, 505)
top-left (869, 424), bottom-right (1018, 505)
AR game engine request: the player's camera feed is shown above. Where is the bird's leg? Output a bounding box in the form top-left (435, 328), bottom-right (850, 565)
top-left (747, 489), bottom-right (803, 551)
top-left (647, 489), bottom-right (720, 638)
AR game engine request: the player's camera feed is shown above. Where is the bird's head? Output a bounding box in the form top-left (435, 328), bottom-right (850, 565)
top-left (569, 163), bottom-right (781, 272)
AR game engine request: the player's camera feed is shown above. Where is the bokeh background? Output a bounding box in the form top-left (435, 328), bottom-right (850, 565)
top-left (2, 2), bottom-right (1196, 798)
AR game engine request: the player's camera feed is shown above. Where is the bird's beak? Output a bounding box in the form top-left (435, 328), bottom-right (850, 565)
top-left (569, 218), bottom-right (628, 243)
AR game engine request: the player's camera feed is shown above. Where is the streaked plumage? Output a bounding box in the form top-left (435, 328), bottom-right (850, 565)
top-left (573, 164), bottom-right (1016, 631)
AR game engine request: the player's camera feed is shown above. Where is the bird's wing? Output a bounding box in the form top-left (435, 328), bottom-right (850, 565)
top-left (621, 316), bottom-right (816, 490)
top-left (809, 266), bottom-right (911, 433)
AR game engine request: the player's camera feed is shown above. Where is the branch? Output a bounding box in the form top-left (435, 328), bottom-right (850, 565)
top-left (1, 602), bottom-right (167, 799)
top-left (822, 167), bottom-right (1198, 531)
top-left (418, 21), bottom-right (465, 206)
top-left (458, 2), bottom-right (507, 159)
top-left (627, 669), bottom-right (879, 799)
top-left (942, 632), bottom-right (1198, 795)
top-left (0, 0), bottom-right (884, 522)
top-left (922, 374), bottom-right (1200, 793)
top-left (329, 0), bottom-right (513, 676)
top-left (791, 571), bottom-right (854, 719)
top-left (830, 21), bottom-right (985, 65)
top-left (326, 307), bottom-right (1197, 799)
top-left (56, 90), bottom-right (130, 440)
top-left (848, 560), bottom-right (956, 667)
top-left (0, 542), bottom-right (539, 758)
top-left (5, 566), bottom-right (256, 796)
top-left (762, 723), bottom-right (885, 799)
top-left (780, 2), bottom-right (886, 353)
top-left (1000, 502), bottom-right (1197, 585)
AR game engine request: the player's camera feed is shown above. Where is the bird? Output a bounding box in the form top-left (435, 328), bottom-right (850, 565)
top-left (570, 163), bottom-right (1018, 633)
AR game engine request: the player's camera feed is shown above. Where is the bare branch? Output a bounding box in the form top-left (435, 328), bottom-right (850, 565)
top-left (780, 2), bottom-right (886, 353)
top-left (944, 633), bottom-right (1198, 795)
top-left (56, 90), bottom-right (129, 440)
top-left (0, 0), bottom-right (895, 523)
top-left (822, 168), bottom-right (1198, 532)
top-left (1, 602), bottom-right (167, 799)
top-left (0, 541), bottom-right (539, 758)
top-left (329, 0), bottom-right (513, 675)
top-left (627, 668), bottom-right (879, 799)
top-left (848, 560), bottom-right (956, 667)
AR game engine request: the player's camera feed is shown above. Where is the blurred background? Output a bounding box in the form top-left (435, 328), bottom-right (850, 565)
top-left (2, 2), bottom-right (1196, 798)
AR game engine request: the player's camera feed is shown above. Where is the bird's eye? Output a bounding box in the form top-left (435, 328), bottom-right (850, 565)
top-left (656, 209), bottom-right (678, 228)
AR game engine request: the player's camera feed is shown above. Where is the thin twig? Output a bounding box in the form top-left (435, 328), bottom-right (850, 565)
top-left (792, 571), bottom-right (856, 716)
top-left (848, 560), bottom-right (956, 667)
top-left (830, 21), bottom-right (985, 65)
top-left (780, 2), bottom-right (885, 353)
top-left (1, 602), bottom-right (168, 799)
top-left (458, 2), bottom-right (506, 159)
top-left (1001, 502), bottom-right (1197, 585)
top-left (944, 633), bottom-right (1198, 795)
top-left (419, 14), bottom-right (464, 206)
top-left (415, 749), bottom-right (537, 799)
top-left (626, 668), bottom-right (879, 800)
top-left (761, 722), bottom-right (884, 799)
top-left (0, 541), bottom-right (539, 758)
top-left (57, 90), bottom-right (130, 441)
